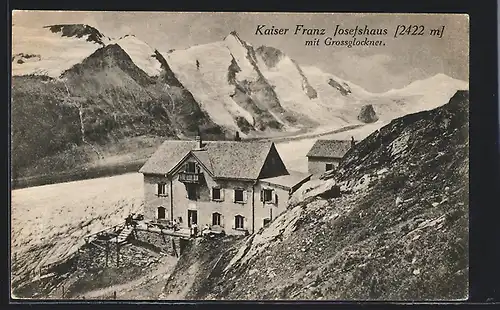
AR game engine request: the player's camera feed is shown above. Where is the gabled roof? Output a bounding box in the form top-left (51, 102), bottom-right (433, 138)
top-left (306, 139), bottom-right (354, 159)
top-left (139, 140), bottom-right (277, 180)
top-left (139, 141), bottom-right (198, 175)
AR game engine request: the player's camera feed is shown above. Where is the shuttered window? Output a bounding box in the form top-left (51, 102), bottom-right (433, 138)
top-left (261, 188), bottom-right (277, 204)
top-left (234, 189), bottom-right (245, 203)
top-left (212, 212), bottom-right (222, 226)
top-left (263, 189), bottom-right (273, 202)
top-left (212, 188), bottom-right (222, 201)
top-left (235, 215), bottom-right (244, 229)
top-left (157, 183), bottom-right (167, 196)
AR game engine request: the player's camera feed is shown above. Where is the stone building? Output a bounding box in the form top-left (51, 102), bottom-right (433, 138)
top-left (139, 135), bottom-right (311, 235)
top-left (306, 138), bottom-right (356, 176)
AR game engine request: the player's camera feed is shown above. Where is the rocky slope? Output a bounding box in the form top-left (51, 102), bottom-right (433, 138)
top-left (163, 90), bottom-right (469, 300)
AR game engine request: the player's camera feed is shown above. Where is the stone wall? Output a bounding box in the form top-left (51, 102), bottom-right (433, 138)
top-left (133, 230), bottom-right (184, 257)
top-left (308, 157), bottom-right (341, 176)
top-left (76, 231), bottom-right (183, 271)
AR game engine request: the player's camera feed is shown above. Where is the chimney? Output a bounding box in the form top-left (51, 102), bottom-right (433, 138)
top-left (234, 131), bottom-right (241, 141)
top-left (351, 136), bottom-right (356, 148)
top-left (195, 129), bottom-right (203, 149)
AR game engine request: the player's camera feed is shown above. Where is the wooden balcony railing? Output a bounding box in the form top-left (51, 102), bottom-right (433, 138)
top-left (178, 171), bottom-right (204, 183)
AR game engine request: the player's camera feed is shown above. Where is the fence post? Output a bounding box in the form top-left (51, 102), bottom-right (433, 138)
top-left (105, 240), bottom-right (109, 267)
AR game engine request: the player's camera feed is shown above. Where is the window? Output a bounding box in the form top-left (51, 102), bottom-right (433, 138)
top-left (212, 212), bottom-right (222, 226)
top-left (263, 218), bottom-right (271, 227)
top-left (186, 162), bottom-right (196, 173)
top-left (235, 215), bottom-right (244, 229)
top-left (157, 206), bottom-right (166, 219)
top-left (187, 184), bottom-right (197, 200)
top-left (157, 183), bottom-right (167, 196)
top-left (234, 189), bottom-right (244, 203)
top-left (325, 163), bottom-right (334, 171)
top-left (262, 189), bottom-right (273, 202)
top-left (212, 188), bottom-right (221, 201)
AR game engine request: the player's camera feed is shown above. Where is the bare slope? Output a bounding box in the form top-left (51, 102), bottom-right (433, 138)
top-left (166, 90), bottom-right (469, 300)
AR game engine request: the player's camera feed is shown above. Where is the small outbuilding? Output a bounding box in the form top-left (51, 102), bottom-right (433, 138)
top-left (306, 138), bottom-right (356, 175)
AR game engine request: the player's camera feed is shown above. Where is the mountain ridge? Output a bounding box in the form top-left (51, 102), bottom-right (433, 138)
top-left (11, 24), bottom-right (469, 182)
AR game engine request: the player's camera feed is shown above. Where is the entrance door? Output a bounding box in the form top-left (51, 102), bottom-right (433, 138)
top-left (188, 210), bottom-right (198, 227)
top-left (157, 206), bottom-right (166, 219)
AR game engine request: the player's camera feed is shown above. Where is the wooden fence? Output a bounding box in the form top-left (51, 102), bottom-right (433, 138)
top-left (84, 223), bottom-right (126, 244)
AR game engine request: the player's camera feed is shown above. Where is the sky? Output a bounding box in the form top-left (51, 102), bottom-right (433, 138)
top-left (12, 11), bottom-right (469, 93)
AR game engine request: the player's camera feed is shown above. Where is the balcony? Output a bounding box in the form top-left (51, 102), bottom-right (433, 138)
top-left (178, 171), bottom-right (204, 183)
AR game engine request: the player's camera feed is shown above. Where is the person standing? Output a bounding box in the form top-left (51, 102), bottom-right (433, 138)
top-left (192, 223), bottom-right (198, 237)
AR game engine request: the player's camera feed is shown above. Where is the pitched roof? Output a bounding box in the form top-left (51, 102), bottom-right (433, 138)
top-left (139, 141), bottom-right (198, 175)
top-left (139, 140), bottom-right (276, 180)
top-left (306, 139), bottom-right (354, 159)
top-left (260, 170), bottom-right (312, 191)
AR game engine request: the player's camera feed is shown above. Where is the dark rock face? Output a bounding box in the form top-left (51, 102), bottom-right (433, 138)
top-left (44, 24), bottom-right (107, 46)
top-left (255, 45), bottom-right (284, 69)
top-left (358, 104), bottom-right (379, 123)
top-left (291, 59), bottom-right (318, 99)
top-left (318, 185), bottom-right (341, 199)
top-left (12, 53), bottom-right (41, 64)
top-left (227, 55), bottom-right (241, 85)
top-left (328, 78), bottom-right (351, 96)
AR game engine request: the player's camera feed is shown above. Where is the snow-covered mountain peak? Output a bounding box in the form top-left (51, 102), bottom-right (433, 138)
top-left (384, 73), bottom-right (469, 96)
top-left (12, 24), bottom-right (110, 77)
top-left (224, 31), bottom-right (254, 49)
top-left (110, 35), bottom-right (163, 77)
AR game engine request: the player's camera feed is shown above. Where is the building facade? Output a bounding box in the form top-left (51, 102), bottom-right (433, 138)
top-left (306, 139), bottom-right (355, 176)
top-left (140, 136), bottom-right (311, 235)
